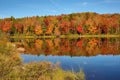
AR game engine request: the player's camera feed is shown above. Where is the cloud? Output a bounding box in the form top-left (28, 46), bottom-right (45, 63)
top-left (104, 0), bottom-right (120, 3)
top-left (82, 2), bottom-right (88, 5)
top-left (50, 10), bottom-right (57, 13)
top-left (48, 0), bottom-right (60, 8)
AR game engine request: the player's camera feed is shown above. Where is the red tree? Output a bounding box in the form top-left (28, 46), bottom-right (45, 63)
top-left (0, 20), bottom-right (12, 33)
top-left (77, 25), bottom-right (83, 34)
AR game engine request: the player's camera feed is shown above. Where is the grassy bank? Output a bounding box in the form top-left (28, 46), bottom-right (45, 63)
top-left (0, 40), bottom-right (85, 80)
top-left (9, 34), bottom-right (120, 39)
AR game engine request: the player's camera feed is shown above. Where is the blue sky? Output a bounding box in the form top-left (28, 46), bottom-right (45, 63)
top-left (0, 0), bottom-right (120, 18)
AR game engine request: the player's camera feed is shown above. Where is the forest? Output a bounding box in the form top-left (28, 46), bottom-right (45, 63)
top-left (0, 12), bottom-right (120, 36)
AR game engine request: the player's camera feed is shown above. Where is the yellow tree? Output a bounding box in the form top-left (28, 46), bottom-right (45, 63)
top-left (93, 15), bottom-right (102, 34)
top-left (86, 19), bottom-right (98, 34)
top-left (34, 24), bottom-right (43, 35)
top-left (45, 23), bottom-right (54, 35)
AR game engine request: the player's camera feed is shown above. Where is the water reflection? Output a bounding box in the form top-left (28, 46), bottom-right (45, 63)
top-left (9, 38), bottom-right (120, 80)
top-left (10, 38), bottom-right (120, 56)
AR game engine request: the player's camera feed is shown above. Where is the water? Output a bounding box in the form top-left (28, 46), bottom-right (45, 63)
top-left (11, 38), bottom-right (120, 80)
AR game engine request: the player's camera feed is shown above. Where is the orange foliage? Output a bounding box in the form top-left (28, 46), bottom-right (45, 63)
top-left (60, 21), bottom-right (70, 34)
top-left (45, 39), bottom-right (54, 54)
top-left (21, 38), bottom-right (120, 56)
top-left (45, 24), bottom-right (54, 35)
top-left (60, 39), bottom-right (71, 53)
top-left (86, 39), bottom-right (99, 55)
top-left (34, 39), bottom-right (43, 50)
top-left (34, 25), bottom-right (43, 35)
top-left (0, 20), bottom-right (12, 33)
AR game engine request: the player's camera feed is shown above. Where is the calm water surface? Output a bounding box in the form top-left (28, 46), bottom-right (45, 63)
top-left (21, 55), bottom-right (120, 80)
top-left (11, 38), bottom-right (120, 80)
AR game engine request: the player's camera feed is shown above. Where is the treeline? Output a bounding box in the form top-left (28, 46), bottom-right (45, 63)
top-left (0, 12), bottom-right (120, 36)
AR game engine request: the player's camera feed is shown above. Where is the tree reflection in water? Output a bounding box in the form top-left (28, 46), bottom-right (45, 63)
top-left (10, 38), bottom-right (120, 56)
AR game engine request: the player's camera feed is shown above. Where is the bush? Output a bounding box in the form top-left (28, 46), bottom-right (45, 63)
top-left (0, 40), bottom-right (21, 78)
top-left (0, 40), bottom-right (85, 80)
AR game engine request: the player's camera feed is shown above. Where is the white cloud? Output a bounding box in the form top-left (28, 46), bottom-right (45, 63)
top-left (104, 0), bottom-right (120, 3)
top-left (51, 10), bottom-right (57, 13)
top-left (82, 2), bottom-right (88, 5)
top-left (48, 0), bottom-right (60, 8)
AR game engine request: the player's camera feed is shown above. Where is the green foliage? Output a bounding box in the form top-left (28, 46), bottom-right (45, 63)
top-left (10, 16), bottom-right (15, 21)
top-left (10, 26), bottom-right (17, 36)
top-left (0, 29), bottom-right (5, 37)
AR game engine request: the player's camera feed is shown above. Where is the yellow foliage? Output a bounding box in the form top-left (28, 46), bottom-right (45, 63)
top-left (35, 39), bottom-right (43, 49)
top-left (34, 25), bottom-right (43, 35)
top-left (46, 24), bottom-right (54, 35)
top-left (88, 25), bottom-right (97, 34)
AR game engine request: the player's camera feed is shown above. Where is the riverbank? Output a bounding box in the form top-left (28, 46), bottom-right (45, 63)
top-left (9, 34), bottom-right (120, 39)
top-left (0, 40), bottom-right (85, 80)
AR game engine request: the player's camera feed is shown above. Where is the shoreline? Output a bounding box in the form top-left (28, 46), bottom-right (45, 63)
top-left (9, 34), bottom-right (120, 38)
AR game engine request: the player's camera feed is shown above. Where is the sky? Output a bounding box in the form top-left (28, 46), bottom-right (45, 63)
top-left (0, 0), bottom-right (120, 18)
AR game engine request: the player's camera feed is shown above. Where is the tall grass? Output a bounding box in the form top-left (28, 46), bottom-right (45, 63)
top-left (0, 40), bottom-right (85, 80)
top-left (0, 40), bottom-right (21, 78)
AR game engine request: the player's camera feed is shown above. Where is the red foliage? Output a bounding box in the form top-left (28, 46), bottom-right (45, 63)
top-left (77, 25), bottom-right (83, 34)
top-left (114, 24), bottom-right (119, 29)
top-left (44, 19), bottom-right (49, 26)
top-left (15, 23), bottom-right (23, 32)
top-left (60, 21), bottom-right (70, 28)
top-left (77, 40), bottom-right (83, 48)
top-left (60, 21), bottom-right (70, 34)
top-left (57, 16), bottom-right (62, 21)
top-left (0, 21), bottom-right (12, 33)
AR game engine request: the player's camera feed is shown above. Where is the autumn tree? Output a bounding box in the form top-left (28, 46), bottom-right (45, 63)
top-left (70, 20), bottom-right (77, 34)
top-left (0, 19), bottom-right (12, 33)
top-left (77, 25), bottom-right (83, 34)
top-left (0, 13), bottom-right (120, 36)
top-left (59, 21), bottom-right (70, 35)
top-left (34, 24), bottom-right (43, 36)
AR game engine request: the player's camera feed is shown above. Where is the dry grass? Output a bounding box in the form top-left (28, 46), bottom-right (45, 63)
top-left (0, 40), bottom-right (85, 80)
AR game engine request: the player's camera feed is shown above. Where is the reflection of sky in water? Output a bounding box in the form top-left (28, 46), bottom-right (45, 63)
top-left (21, 54), bottom-right (120, 80)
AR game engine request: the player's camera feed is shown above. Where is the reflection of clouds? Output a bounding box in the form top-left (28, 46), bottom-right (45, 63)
top-left (83, 61), bottom-right (87, 64)
top-left (91, 74), bottom-right (95, 78)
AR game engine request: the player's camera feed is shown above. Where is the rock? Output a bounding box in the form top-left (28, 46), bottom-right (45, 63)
top-left (17, 47), bottom-right (25, 52)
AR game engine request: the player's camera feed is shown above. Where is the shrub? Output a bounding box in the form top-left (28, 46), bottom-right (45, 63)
top-left (0, 40), bottom-right (85, 80)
